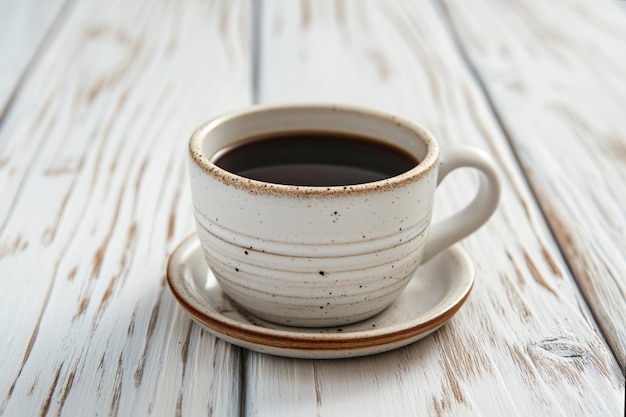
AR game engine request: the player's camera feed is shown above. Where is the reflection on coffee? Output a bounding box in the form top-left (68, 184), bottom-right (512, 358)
top-left (212, 132), bottom-right (419, 186)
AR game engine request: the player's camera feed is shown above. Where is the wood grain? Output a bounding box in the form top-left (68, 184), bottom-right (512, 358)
top-left (2, 0), bottom-right (624, 415)
top-left (246, 0), bottom-right (624, 416)
top-left (0, 0), bottom-right (69, 120)
top-left (0, 0), bottom-right (250, 415)
top-left (441, 0), bottom-right (626, 368)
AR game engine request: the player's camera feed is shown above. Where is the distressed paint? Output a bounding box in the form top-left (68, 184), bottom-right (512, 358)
top-left (0, 0), bottom-right (250, 416)
top-left (1, 0), bottom-right (624, 416)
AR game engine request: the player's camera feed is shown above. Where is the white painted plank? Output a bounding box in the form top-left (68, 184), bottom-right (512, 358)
top-left (441, 0), bottom-right (626, 367)
top-left (0, 0), bottom-right (68, 117)
top-left (0, 0), bottom-right (251, 415)
top-left (246, 1), bottom-right (624, 416)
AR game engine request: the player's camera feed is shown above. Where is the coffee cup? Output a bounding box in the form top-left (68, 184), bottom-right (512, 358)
top-left (188, 104), bottom-right (500, 327)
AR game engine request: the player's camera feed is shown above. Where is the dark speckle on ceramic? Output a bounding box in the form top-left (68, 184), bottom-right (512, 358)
top-left (166, 235), bottom-right (474, 359)
top-left (187, 103), bottom-right (499, 327)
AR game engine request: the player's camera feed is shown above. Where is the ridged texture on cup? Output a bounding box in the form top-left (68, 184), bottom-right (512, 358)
top-left (194, 205), bottom-right (430, 327)
top-left (188, 104), bottom-right (440, 327)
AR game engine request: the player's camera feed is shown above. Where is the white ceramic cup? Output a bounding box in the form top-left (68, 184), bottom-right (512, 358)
top-left (189, 104), bottom-right (500, 327)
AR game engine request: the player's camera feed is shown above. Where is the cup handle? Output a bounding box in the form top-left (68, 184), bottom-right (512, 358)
top-left (421, 145), bottom-right (501, 263)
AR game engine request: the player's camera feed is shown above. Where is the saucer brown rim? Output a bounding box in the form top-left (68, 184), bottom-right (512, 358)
top-left (166, 234), bottom-right (474, 353)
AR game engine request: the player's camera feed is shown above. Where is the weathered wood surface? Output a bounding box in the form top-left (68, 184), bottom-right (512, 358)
top-left (0, 0), bottom-right (68, 117)
top-left (1, 0), bottom-right (624, 416)
top-left (0, 0), bottom-right (250, 415)
top-left (247, 0), bottom-right (624, 416)
top-left (442, 0), bottom-right (626, 370)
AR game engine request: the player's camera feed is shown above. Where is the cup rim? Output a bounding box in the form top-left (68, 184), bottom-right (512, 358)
top-left (189, 103), bottom-right (439, 196)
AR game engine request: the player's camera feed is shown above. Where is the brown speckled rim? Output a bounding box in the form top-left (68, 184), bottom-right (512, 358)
top-left (166, 234), bottom-right (474, 354)
top-left (189, 103), bottom-right (440, 196)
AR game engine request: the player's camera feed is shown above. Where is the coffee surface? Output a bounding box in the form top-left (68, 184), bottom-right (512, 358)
top-left (212, 132), bottom-right (418, 186)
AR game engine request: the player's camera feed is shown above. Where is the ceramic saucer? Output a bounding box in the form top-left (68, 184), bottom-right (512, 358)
top-left (167, 234), bottom-right (474, 359)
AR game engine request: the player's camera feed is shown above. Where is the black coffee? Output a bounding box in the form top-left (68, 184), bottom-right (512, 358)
top-left (212, 132), bottom-right (418, 186)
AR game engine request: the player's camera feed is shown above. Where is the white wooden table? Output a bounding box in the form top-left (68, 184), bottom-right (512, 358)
top-left (1, 0), bottom-right (624, 415)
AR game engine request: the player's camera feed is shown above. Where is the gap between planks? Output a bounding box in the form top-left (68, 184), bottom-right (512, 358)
top-left (237, 1), bottom-right (622, 410)
top-left (251, 0), bottom-right (263, 105)
top-left (0, 0), bottom-right (77, 130)
top-left (430, 0), bottom-right (620, 367)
